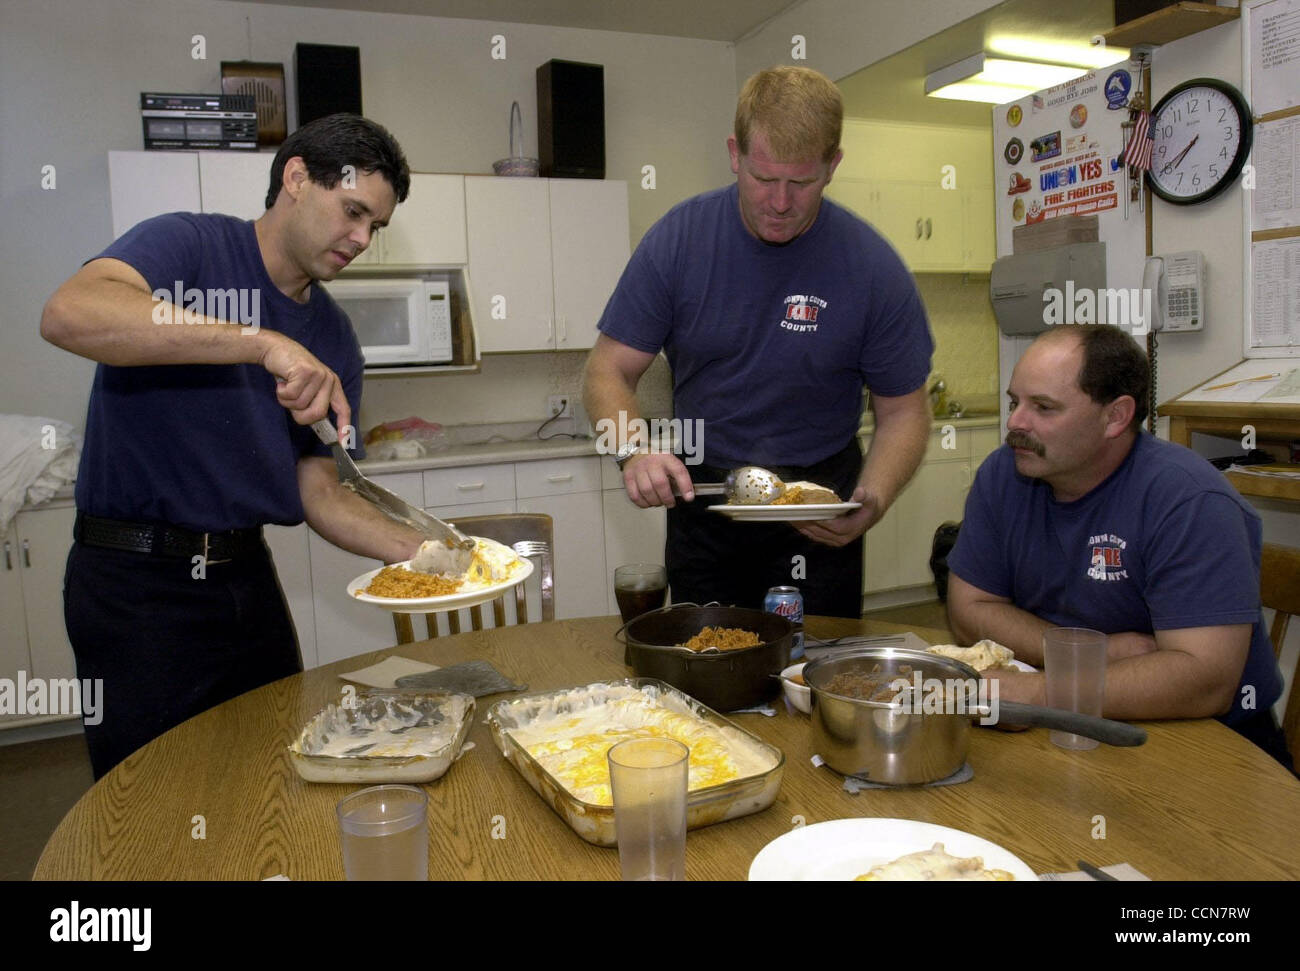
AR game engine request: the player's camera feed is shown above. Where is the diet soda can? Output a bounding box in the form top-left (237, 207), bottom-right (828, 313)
top-left (764, 585), bottom-right (804, 659)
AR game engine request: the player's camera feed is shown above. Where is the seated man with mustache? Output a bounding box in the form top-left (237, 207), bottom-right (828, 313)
top-left (946, 324), bottom-right (1290, 766)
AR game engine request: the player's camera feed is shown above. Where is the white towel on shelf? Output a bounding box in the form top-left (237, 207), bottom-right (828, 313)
top-left (0, 415), bottom-right (80, 534)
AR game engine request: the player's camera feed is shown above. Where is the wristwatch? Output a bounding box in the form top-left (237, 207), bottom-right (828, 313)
top-left (614, 442), bottom-right (641, 467)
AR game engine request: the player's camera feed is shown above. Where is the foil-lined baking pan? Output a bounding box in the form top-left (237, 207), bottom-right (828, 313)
top-left (289, 691), bottom-right (474, 784)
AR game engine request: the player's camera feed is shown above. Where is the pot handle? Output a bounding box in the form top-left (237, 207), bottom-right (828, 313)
top-left (996, 702), bottom-right (1147, 747)
top-left (612, 601), bottom-right (720, 643)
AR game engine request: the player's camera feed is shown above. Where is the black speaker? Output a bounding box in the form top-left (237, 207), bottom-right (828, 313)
top-left (295, 43), bottom-right (362, 128)
top-left (537, 59), bottom-right (605, 179)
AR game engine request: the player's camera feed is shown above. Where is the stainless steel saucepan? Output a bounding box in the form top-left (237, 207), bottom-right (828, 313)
top-left (803, 647), bottom-right (1146, 785)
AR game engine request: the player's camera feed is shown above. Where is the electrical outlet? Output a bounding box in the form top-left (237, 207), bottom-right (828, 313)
top-left (547, 394), bottom-right (574, 418)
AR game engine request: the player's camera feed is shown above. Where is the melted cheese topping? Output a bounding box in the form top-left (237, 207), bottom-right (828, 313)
top-left (510, 690), bottom-right (773, 806)
top-left (856, 843), bottom-right (1015, 881)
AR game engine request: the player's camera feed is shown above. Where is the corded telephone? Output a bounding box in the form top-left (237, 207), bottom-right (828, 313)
top-left (1141, 251), bottom-right (1205, 334)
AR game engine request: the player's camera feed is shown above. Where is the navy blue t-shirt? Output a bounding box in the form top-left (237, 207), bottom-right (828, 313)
top-left (948, 433), bottom-right (1282, 725)
top-left (597, 184), bottom-right (933, 468)
top-left (75, 212), bottom-right (364, 532)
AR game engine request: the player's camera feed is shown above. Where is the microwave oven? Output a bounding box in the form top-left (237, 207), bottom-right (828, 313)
top-left (321, 276), bottom-right (454, 367)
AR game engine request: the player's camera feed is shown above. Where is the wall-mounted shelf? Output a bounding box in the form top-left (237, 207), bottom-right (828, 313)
top-left (1104, 2), bottom-right (1240, 48)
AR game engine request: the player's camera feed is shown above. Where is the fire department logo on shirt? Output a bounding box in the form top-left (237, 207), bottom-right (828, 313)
top-left (1086, 533), bottom-right (1129, 582)
top-left (780, 294), bottom-right (827, 333)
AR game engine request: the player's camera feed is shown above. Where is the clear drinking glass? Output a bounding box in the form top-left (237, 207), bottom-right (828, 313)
top-left (1043, 627), bottom-right (1108, 751)
top-left (607, 737), bottom-right (688, 881)
top-left (337, 784), bottom-right (429, 880)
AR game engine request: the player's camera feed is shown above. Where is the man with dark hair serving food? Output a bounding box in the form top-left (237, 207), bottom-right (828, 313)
top-left (42, 114), bottom-right (427, 778)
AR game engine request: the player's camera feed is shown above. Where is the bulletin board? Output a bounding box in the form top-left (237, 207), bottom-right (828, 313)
top-left (1242, 0), bottom-right (1300, 358)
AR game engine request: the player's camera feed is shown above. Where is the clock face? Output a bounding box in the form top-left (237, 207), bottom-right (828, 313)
top-left (1146, 78), bottom-right (1253, 205)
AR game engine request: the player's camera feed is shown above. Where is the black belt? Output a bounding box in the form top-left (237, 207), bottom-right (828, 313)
top-left (74, 513), bottom-right (264, 563)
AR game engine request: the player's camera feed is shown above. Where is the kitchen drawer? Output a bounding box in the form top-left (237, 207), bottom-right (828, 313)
top-left (423, 463), bottom-right (515, 506)
top-left (601, 456), bottom-right (625, 492)
top-left (370, 472), bottom-right (425, 509)
top-left (516, 456), bottom-right (602, 498)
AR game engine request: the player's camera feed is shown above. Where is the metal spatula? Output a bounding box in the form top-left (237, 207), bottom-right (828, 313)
top-left (311, 420), bottom-right (474, 551)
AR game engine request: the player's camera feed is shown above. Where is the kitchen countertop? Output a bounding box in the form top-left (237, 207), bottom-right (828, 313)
top-left (357, 414), bottom-right (1002, 475)
top-left (357, 435), bottom-right (602, 474)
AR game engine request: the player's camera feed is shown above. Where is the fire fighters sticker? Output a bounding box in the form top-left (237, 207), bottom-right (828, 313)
top-left (1007, 172), bottom-right (1031, 194)
top-left (1030, 131), bottom-right (1061, 162)
top-left (1070, 104), bottom-right (1088, 128)
top-left (1004, 137), bottom-right (1024, 164)
top-left (1012, 198), bottom-right (1025, 222)
top-left (1105, 69), bottom-right (1132, 109)
top-left (1006, 104), bottom-right (1022, 127)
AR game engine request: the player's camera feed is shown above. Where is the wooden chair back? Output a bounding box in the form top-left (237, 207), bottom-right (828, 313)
top-left (1261, 543), bottom-right (1300, 771)
top-left (392, 513), bottom-right (554, 644)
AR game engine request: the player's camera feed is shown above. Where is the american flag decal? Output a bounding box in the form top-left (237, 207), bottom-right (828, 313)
top-left (1122, 109), bottom-right (1153, 172)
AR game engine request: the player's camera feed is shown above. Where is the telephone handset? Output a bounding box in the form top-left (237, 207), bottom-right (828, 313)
top-left (1141, 251), bottom-right (1204, 334)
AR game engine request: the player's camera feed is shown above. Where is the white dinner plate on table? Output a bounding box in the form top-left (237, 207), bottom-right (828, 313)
top-left (347, 557), bottom-right (533, 613)
top-left (748, 818), bottom-right (1038, 881)
top-left (709, 502), bottom-right (860, 522)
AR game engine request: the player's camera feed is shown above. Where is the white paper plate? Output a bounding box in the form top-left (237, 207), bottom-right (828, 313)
top-left (347, 552), bottom-right (533, 613)
top-left (749, 818), bottom-right (1038, 881)
top-left (709, 502), bottom-right (861, 522)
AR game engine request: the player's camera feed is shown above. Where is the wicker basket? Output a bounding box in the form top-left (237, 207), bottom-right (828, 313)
top-left (492, 101), bottom-right (540, 177)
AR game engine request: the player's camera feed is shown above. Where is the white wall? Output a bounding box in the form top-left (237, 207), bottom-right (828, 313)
top-left (733, 0), bottom-right (1004, 84)
top-left (1151, 18), bottom-right (1300, 722)
top-left (0, 0), bottom-right (736, 426)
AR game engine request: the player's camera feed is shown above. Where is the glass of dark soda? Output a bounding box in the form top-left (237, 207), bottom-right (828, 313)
top-left (614, 564), bottom-right (668, 623)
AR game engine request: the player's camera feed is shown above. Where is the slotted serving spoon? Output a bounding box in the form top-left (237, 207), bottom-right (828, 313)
top-left (690, 465), bottom-right (785, 504)
top-left (311, 419), bottom-right (475, 551)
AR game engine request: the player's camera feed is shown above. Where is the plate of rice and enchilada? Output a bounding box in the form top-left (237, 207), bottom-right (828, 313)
top-left (347, 536), bottom-right (532, 612)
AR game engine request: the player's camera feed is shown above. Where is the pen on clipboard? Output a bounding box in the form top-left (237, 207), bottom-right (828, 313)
top-left (1203, 373), bottom-right (1282, 392)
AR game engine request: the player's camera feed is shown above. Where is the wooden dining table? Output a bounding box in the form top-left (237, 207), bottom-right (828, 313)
top-left (33, 615), bottom-right (1300, 881)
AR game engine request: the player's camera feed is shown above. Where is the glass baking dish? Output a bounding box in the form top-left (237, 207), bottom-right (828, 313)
top-left (486, 679), bottom-right (785, 846)
top-left (289, 691), bottom-right (475, 784)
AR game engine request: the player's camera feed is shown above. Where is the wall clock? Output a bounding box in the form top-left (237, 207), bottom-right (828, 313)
top-left (1146, 77), bottom-right (1253, 205)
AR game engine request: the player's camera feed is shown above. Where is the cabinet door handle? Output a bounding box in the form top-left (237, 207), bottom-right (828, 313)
top-left (925, 218), bottom-right (932, 240)
top-left (546, 473), bottom-right (573, 484)
top-left (22, 539), bottom-right (30, 567)
top-left (962, 464), bottom-right (971, 490)
top-left (546, 315), bottom-right (554, 342)
top-left (558, 315), bottom-right (567, 343)
top-left (456, 482), bottom-right (486, 491)
top-left (915, 218), bottom-right (923, 240)
top-left (3, 541), bottom-right (10, 570)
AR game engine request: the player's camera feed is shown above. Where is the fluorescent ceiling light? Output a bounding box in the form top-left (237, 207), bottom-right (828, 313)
top-left (987, 36), bottom-right (1131, 70)
top-left (925, 53), bottom-right (1091, 104)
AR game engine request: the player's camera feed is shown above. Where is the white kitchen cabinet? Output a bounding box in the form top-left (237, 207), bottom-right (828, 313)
top-left (861, 423), bottom-right (997, 597)
top-left (1, 505), bottom-right (78, 727)
top-left (357, 173), bottom-right (467, 266)
top-left (198, 152), bottom-right (273, 220)
top-left (548, 179), bottom-right (630, 349)
top-left (108, 151), bottom-right (201, 238)
top-left (464, 177), bottom-right (555, 351)
top-left (108, 153), bottom-right (468, 268)
top-left (515, 456), bottom-right (606, 619)
top-left (829, 120), bottom-right (994, 273)
top-left (465, 176), bottom-right (630, 352)
top-left (516, 490), bottom-right (606, 620)
top-left (601, 491), bottom-right (668, 615)
top-left (264, 523), bottom-right (318, 669)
